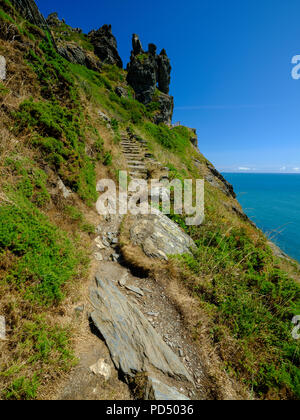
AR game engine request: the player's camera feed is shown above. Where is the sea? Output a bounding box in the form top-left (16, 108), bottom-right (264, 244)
top-left (222, 173), bottom-right (300, 262)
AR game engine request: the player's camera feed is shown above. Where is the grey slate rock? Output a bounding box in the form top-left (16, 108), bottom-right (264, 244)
top-left (129, 208), bottom-right (196, 260)
top-left (90, 274), bottom-right (193, 383)
top-left (0, 56), bottom-right (6, 81)
top-left (125, 285), bottom-right (144, 296)
top-left (0, 316), bottom-right (6, 340)
top-left (145, 377), bottom-right (190, 401)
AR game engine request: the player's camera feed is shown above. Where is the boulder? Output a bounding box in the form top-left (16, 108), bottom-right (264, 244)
top-left (0, 56), bottom-right (6, 81)
top-left (0, 316), bottom-right (6, 340)
top-left (57, 177), bottom-right (72, 198)
top-left (115, 86), bottom-right (128, 98)
top-left (145, 377), bottom-right (190, 400)
top-left (88, 25), bottom-right (123, 68)
top-left (129, 208), bottom-right (196, 260)
top-left (89, 358), bottom-right (112, 381)
top-left (90, 273), bottom-right (193, 384)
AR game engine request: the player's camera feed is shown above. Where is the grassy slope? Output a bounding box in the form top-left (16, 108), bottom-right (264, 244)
top-left (0, 0), bottom-right (299, 400)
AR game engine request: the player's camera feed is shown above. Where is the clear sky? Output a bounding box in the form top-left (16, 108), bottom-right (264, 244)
top-left (36, 0), bottom-right (300, 173)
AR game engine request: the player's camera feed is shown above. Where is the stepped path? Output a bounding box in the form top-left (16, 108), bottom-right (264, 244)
top-left (121, 133), bottom-right (149, 180)
top-left (53, 130), bottom-right (240, 401)
top-left (120, 130), bottom-right (168, 181)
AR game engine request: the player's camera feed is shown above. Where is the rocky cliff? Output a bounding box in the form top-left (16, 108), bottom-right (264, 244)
top-left (0, 0), bottom-right (299, 402)
top-left (11, 0), bottom-right (48, 29)
top-left (127, 34), bottom-right (174, 124)
top-left (88, 24), bottom-right (123, 68)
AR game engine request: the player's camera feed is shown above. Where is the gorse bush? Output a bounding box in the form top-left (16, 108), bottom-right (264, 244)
top-left (14, 99), bottom-right (97, 205)
top-left (27, 35), bottom-right (77, 102)
top-left (0, 202), bottom-right (80, 305)
top-left (5, 156), bottom-right (50, 208)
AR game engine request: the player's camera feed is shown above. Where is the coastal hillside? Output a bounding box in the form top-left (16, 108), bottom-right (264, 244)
top-left (0, 0), bottom-right (299, 400)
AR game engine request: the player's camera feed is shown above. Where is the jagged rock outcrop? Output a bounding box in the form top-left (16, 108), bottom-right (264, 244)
top-left (129, 208), bottom-right (196, 260)
top-left (46, 12), bottom-right (61, 27)
top-left (10, 0), bottom-right (49, 32)
top-left (127, 34), bottom-right (174, 124)
top-left (206, 163), bottom-right (236, 199)
top-left (88, 25), bottom-right (123, 68)
top-left (157, 49), bottom-right (171, 94)
top-left (90, 273), bottom-right (193, 385)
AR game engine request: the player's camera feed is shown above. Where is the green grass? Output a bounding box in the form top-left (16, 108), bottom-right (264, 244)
top-left (1, 316), bottom-right (76, 400)
top-left (0, 201), bottom-right (81, 305)
top-left (143, 122), bottom-right (191, 154)
top-left (52, 22), bottom-right (94, 52)
top-left (14, 99), bottom-right (97, 205)
top-left (0, 81), bottom-right (10, 97)
top-left (175, 225), bottom-right (300, 399)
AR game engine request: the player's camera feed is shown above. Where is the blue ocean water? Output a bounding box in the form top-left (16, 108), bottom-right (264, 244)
top-left (222, 173), bottom-right (300, 262)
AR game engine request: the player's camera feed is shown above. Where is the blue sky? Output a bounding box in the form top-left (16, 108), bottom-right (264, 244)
top-left (36, 0), bottom-right (300, 173)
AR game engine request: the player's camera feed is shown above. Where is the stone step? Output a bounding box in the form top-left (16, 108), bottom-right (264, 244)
top-left (128, 168), bottom-right (146, 173)
top-left (123, 150), bottom-right (141, 153)
top-left (127, 160), bottom-right (145, 165)
top-left (124, 154), bottom-right (143, 158)
top-left (128, 167), bottom-right (147, 172)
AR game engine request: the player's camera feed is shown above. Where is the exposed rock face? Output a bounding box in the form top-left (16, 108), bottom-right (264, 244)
top-left (127, 47), bottom-right (157, 104)
top-left (129, 209), bottom-right (196, 260)
top-left (153, 92), bottom-right (174, 125)
top-left (88, 25), bottom-right (123, 68)
top-left (0, 56), bottom-right (6, 81)
top-left (206, 163), bottom-right (236, 199)
top-left (11, 0), bottom-right (49, 32)
top-left (157, 49), bottom-right (171, 94)
top-left (90, 273), bottom-right (193, 384)
top-left (57, 43), bottom-right (102, 72)
top-left (46, 12), bottom-right (61, 27)
top-left (127, 34), bottom-right (174, 124)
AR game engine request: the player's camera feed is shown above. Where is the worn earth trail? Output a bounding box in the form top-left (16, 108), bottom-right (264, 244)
top-left (53, 132), bottom-right (209, 400)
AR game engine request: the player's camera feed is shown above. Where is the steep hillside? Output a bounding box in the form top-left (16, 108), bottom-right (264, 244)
top-left (0, 0), bottom-right (299, 400)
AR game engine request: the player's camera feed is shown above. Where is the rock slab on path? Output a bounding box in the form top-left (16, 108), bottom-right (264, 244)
top-left (90, 274), bottom-right (193, 384)
top-left (145, 377), bottom-right (190, 401)
top-left (129, 209), bottom-right (196, 260)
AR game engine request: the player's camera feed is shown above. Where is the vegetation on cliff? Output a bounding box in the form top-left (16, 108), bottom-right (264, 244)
top-left (0, 0), bottom-right (299, 400)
